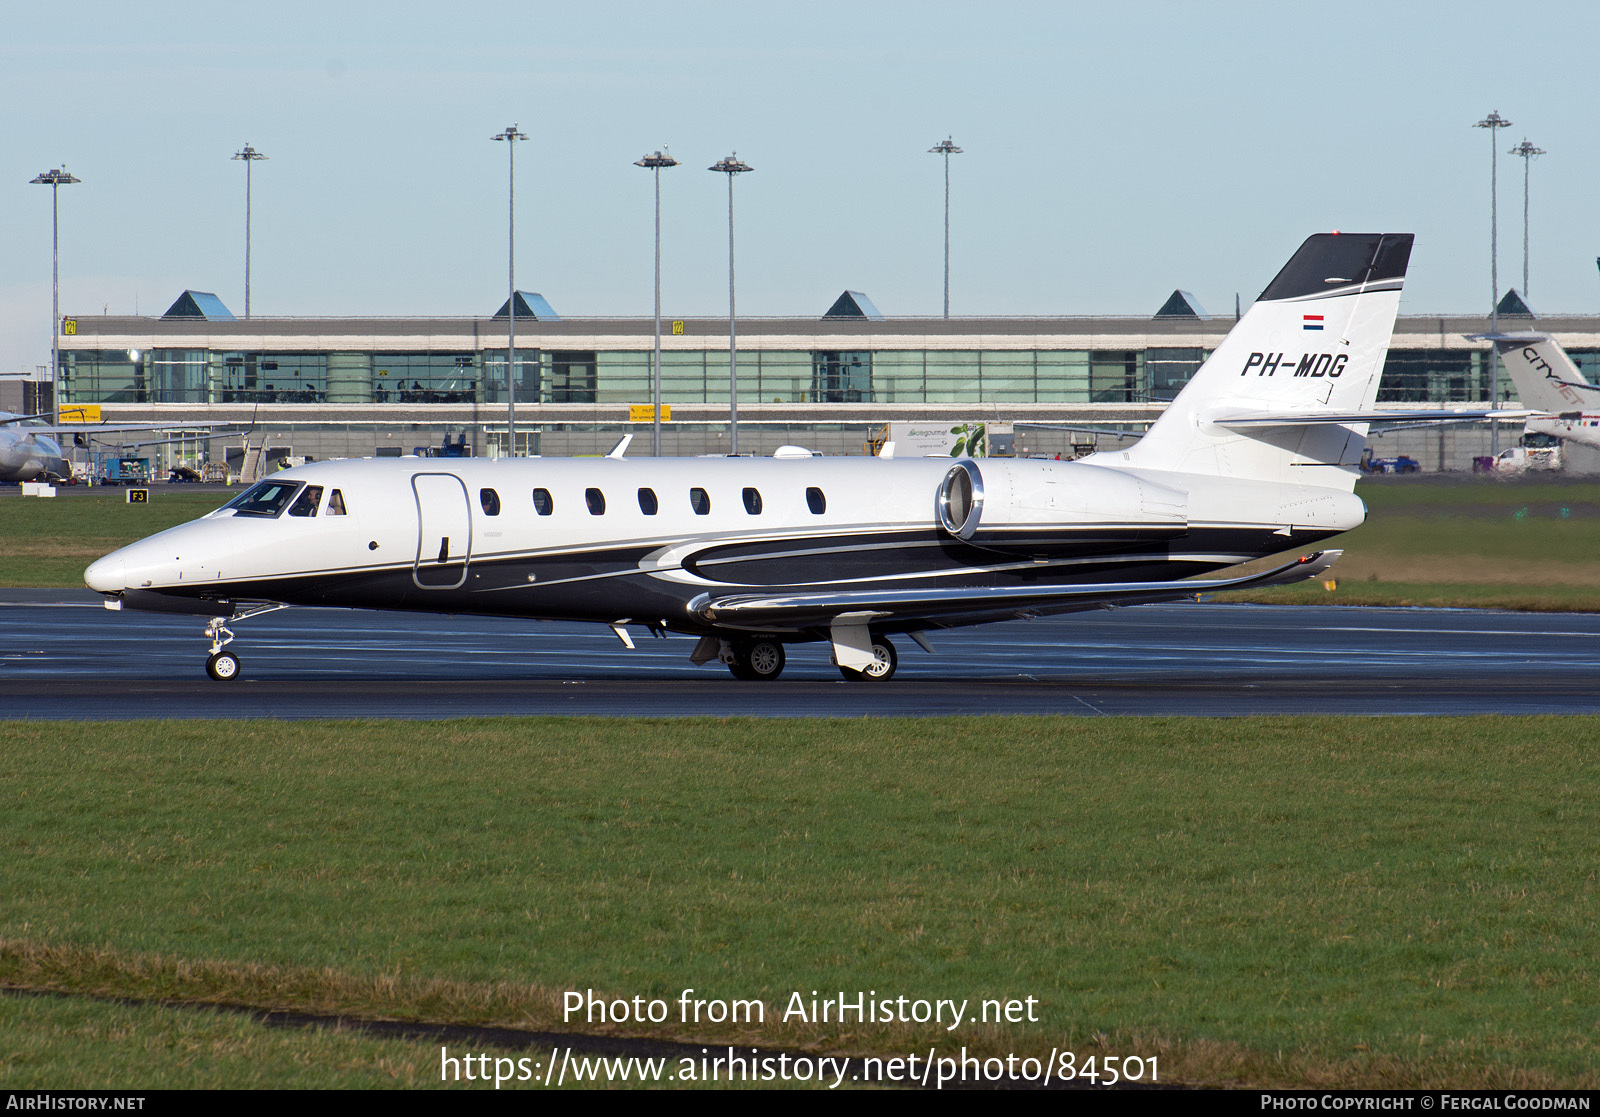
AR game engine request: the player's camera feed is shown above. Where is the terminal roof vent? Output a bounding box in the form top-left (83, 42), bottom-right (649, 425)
top-left (1153, 289), bottom-right (1207, 319)
top-left (1496, 288), bottom-right (1535, 318)
top-left (492, 291), bottom-right (561, 321)
top-left (162, 291), bottom-right (236, 321)
top-left (822, 290), bottom-right (884, 321)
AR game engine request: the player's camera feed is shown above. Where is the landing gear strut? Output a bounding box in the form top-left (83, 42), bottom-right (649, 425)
top-left (722, 637), bottom-right (787, 681)
top-left (201, 604), bottom-right (288, 681)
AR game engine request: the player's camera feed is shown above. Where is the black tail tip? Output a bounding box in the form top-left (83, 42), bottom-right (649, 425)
top-left (1259, 233), bottom-right (1414, 302)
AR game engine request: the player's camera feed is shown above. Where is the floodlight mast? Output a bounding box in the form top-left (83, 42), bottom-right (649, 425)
top-left (30, 167), bottom-right (81, 429)
top-left (928, 137), bottom-right (962, 318)
top-left (1474, 110), bottom-right (1512, 455)
top-left (1509, 138), bottom-right (1545, 300)
top-left (710, 154), bottom-right (753, 455)
top-left (231, 144), bottom-right (268, 319)
top-left (493, 125), bottom-right (529, 455)
top-left (635, 150), bottom-right (678, 456)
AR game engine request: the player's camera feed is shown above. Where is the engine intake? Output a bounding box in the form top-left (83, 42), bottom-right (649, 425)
top-left (937, 461), bottom-right (984, 539)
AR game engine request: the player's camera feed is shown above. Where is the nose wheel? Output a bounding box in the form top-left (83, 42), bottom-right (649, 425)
top-left (201, 604), bottom-right (287, 681)
top-left (206, 651), bottom-right (241, 681)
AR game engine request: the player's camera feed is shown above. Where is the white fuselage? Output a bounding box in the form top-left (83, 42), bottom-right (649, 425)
top-left (84, 454), bottom-right (1362, 635)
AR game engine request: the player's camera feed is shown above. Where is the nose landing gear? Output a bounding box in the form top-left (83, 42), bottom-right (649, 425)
top-left (201, 604), bottom-right (288, 681)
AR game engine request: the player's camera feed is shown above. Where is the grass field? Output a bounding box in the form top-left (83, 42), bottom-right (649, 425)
top-left (1208, 478), bottom-right (1600, 610)
top-left (3, 717), bottom-right (1597, 1088)
top-left (0, 491), bottom-right (224, 588)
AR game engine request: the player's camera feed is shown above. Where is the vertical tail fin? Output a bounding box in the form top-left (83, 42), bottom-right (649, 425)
top-left (1494, 334), bottom-right (1591, 413)
top-left (1119, 233), bottom-right (1413, 489)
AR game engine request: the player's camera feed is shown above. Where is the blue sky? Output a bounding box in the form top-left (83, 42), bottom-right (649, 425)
top-left (3, 0), bottom-right (1597, 372)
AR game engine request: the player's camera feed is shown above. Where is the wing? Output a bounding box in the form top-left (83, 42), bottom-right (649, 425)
top-left (691, 550), bottom-right (1340, 632)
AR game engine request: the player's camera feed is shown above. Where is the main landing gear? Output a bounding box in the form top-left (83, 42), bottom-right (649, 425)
top-left (838, 634), bottom-right (898, 682)
top-left (722, 637), bottom-right (787, 681)
top-left (202, 605), bottom-right (289, 681)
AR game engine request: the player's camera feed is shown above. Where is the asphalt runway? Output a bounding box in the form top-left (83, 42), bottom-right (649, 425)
top-left (4, 589), bottom-right (1599, 718)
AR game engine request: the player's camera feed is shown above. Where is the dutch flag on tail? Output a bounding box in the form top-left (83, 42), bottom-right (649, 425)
top-left (1303, 314), bottom-right (1324, 331)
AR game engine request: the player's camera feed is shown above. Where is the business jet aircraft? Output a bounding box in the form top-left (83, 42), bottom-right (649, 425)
top-left (85, 232), bottom-right (1518, 682)
top-left (1489, 333), bottom-right (1600, 450)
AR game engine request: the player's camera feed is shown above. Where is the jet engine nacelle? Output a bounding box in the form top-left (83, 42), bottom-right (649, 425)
top-left (936, 458), bottom-right (1189, 540)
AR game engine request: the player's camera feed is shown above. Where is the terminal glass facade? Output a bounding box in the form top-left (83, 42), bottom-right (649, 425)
top-left (59, 342), bottom-right (1531, 407)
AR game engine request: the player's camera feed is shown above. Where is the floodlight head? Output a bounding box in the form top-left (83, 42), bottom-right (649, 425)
top-left (1473, 110), bottom-right (1511, 130)
top-left (928, 137), bottom-right (963, 155)
top-left (1509, 138), bottom-right (1546, 159)
top-left (709, 154), bottom-right (753, 174)
top-left (30, 168), bottom-right (81, 186)
top-left (493, 125), bottom-right (528, 143)
top-left (232, 143), bottom-right (268, 162)
top-left (635, 150), bottom-right (678, 169)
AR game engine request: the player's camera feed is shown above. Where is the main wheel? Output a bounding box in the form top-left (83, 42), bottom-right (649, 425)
top-left (206, 651), bottom-right (241, 681)
top-left (743, 639), bottom-right (786, 681)
top-left (727, 638), bottom-right (786, 681)
top-left (838, 635), bottom-right (897, 681)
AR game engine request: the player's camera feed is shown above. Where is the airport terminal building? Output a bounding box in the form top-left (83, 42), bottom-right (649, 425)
top-left (43, 288), bottom-right (1600, 472)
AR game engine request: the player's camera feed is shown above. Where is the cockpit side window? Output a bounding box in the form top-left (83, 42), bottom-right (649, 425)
top-left (480, 488), bottom-right (501, 516)
top-left (327, 489), bottom-right (347, 516)
top-left (287, 485), bottom-right (324, 517)
top-left (224, 480), bottom-right (304, 518)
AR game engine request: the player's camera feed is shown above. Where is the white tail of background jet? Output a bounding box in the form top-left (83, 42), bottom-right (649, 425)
top-left (1120, 232), bottom-right (1414, 490)
top-left (1493, 334), bottom-right (1591, 414)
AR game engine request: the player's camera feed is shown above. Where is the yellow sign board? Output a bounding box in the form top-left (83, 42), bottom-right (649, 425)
top-left (61, 317), bottom-right (77, 336)
top-left (58, 404), bottom-right (101, 423)
top-left (629, 405), bottom-right (671, 423)
top-left (126, 489), bottom-right (149, 504)
top-left (671, 320), bottom-right (684, 335)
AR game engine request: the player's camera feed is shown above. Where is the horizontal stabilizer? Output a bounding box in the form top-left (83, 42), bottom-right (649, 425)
top-left (1215, 409), bottom-right (1535, 429)
top-left (693, 551), bottom-right (1341, 630)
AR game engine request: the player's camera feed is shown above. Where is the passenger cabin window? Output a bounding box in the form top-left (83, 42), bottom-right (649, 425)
top-left (689, 487), bottom-right (711, 515)
top-left (480, 488), bottom-right (501, 516)
top-left (742, 487), bottom-right (762, 515)
top-left (327, 489), bottom-right (347, 516)
top-left (806, 487), bottom-right (826, 514)
top-left (638, 488), bottom-right (658, 515)
top-left (287, 485), bottom-right (324, 518)
top-left (586, 487), bottom-right (606, 515)
top-left (532, 488), bottom-right (554, 515)
top-left (224, 479), bottom-right (302, 518)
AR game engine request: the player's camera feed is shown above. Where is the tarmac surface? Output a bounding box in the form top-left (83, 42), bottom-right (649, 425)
top-left (3, 589), bottom-right (1599, 718)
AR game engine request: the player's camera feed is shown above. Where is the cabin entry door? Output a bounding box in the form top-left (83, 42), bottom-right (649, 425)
top-left (412, 473), bottom-right (472, 589)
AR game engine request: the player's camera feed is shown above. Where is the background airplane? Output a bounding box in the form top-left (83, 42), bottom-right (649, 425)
top-left (0, 413), bottom-right (226, 483)
top-left (1490, 333), bottom-right (1600, 451)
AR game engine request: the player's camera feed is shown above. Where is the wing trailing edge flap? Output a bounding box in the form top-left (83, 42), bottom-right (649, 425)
top-left (694, 550), bottom-right (1342, 632)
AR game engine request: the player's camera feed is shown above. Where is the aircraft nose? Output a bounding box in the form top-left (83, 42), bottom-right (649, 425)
top-left (85, 554), bottom-right (126, 593)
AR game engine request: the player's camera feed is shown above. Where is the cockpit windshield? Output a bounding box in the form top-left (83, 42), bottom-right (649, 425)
top-left (221, 479), bottom-right (305, 518)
